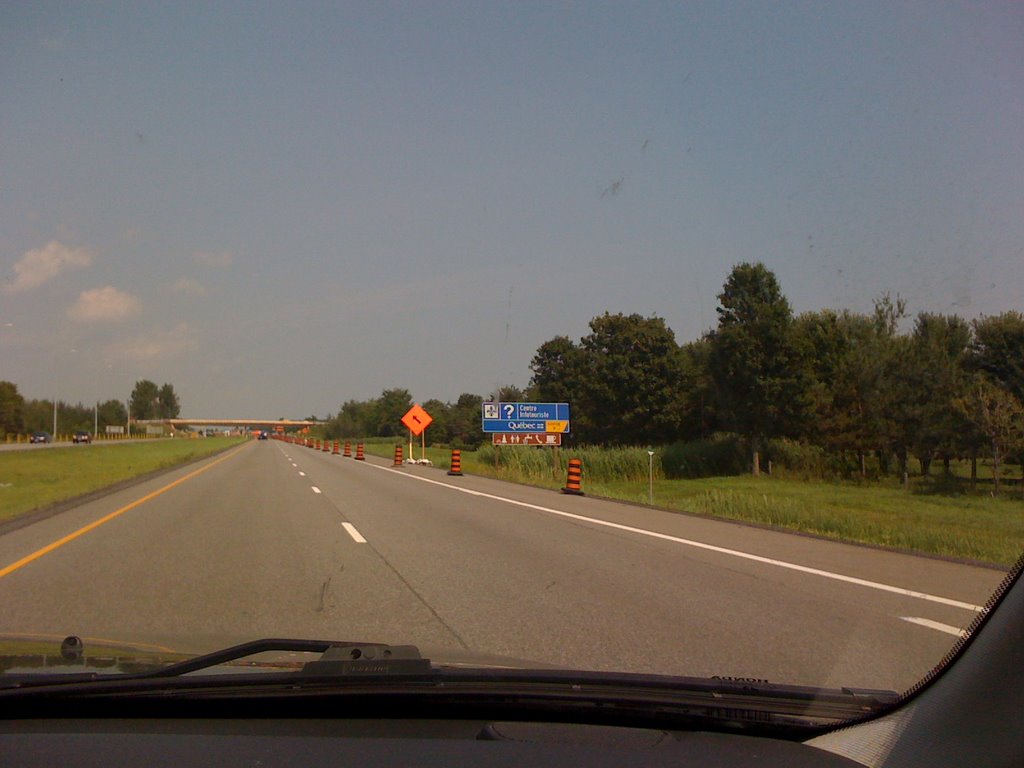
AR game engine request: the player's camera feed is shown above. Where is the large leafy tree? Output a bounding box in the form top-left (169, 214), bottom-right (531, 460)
top-left (678, 338), bottom-right (716, 440)
top-left (708, 263), bottom-right (808, 474)
top-left (332, 399), bottom-right (377, 438)
top-left (488, 385), bottom-right (525, 403)
top-left (448, 393), bottom-right (484, 448)
top-left (528, 336), bottom-right (582, 404)
top-left (375, 388), bottom-right (413, 437)
top-left (129, 380), bottom-right (160, 421)
top-left (21, 399), bottom-right (55, 433)
top-left (158, 383), bottom-right (181, 418)
top-left (969, 311), bottom-right (1024, 401)
top-left (903, 313), bottom-right (971, 476)
top-left (420, 398), bottom-right (450, 443)
top-left (954, 377), bottom-right (1024, 496)
top-left (792, 309), bottom-right (850, 448)
top-left (98, 399), bottom-right (128, 431)
top-left (573, 312), bottom-right (686, 445)
top-left (0, 381), bottom-right (25, 435)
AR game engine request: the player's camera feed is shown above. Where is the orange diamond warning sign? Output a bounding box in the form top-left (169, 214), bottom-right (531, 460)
top-left (401, 404), bottom-right (433, 436)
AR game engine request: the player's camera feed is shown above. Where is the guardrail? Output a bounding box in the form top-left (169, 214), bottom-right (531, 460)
top-left (3, 432), bottom-right (164, 444)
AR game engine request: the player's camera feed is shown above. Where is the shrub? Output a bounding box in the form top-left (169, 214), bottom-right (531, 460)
top-left (661, 434), bottom-right (747, 478)
top-left (763, 438), bottom-right (828, 478)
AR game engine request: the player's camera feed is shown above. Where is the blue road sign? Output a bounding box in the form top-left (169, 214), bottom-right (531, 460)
top-left (481, 402), bottom-right (570, 433)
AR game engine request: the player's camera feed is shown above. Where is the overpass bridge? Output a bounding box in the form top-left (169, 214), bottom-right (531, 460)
top-left (135, 419), bottom-right (325, 430)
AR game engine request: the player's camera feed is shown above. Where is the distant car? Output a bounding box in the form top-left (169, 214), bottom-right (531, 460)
top-left (73, 431), bottom-right (92, 444)
top-left (257, 431), bottom-right (269, 440)
top-left (30, 431), bottom-right (52, 443)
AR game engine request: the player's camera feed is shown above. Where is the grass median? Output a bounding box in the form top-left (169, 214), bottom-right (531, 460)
top-left (0, 438), bottom-right (249, 524)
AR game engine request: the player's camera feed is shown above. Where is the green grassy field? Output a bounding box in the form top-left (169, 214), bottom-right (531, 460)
top-left (353, 439), bottom-right (1023, 566)
top-left (587, 476), bottom-right (1024, 566)
top-left (0, 438), bottom-right (249, 523)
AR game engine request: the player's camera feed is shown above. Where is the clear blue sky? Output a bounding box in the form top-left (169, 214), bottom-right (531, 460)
top-left (3, 2), bottom-right (1022, 418)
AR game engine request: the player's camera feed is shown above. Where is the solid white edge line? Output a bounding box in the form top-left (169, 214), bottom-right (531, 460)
top-left (360, 462), bottom-right (984, 613)
top-left (900, 617), bottom-right (969, 637)
top-left (342, 522), bottom-right (367, 543)
top-left (311, 486), bottom-right (322, 494)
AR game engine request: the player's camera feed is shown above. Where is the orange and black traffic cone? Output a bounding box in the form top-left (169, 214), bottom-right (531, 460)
top-left (561, 458), bottom-right (584, 495)
top-left (322, 439), bottom-right (329, 452)
top-left (447, 449), bottom-right (463, 476)
top-left (343, 442), bottom-right (351, 457)
top-left (393, 445), bottom-right (404, 466)
top-left (355, 443), bottom-right (365, 461)
top-left (333, 440), bottom-right (340, 455)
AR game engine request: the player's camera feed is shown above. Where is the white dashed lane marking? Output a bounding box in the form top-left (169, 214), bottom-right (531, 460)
top-left (342, 522), bottom-right (366, 543)
top-left (900, 617), bottom-right (968, 638)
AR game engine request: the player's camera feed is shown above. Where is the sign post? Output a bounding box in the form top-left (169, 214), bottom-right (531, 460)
top-left (483, 403), bottom-right (571, 473)
top-left (401, 404), bottom-right (433, 464)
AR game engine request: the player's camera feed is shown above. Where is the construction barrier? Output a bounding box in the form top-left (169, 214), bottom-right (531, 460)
top-left (332, 440), bottom-right (340, 455)
top-left (343, 442), bottom-right (352, 458)
top-left (322, 439), bottom-right (329, 452)
top-left (393, 445), bottom-right (403, 466)
top-left (355, 443), bottom-right (365, 461)
top-left (561, 458), bottom-right (584, 495)
top-left (447, 449), bottom-right (463, 476)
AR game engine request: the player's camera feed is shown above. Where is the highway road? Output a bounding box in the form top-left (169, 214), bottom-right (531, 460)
top-left (0, 440), bottom-right (1006, 692)
top-left (0, 439), bottom-right (147, 452)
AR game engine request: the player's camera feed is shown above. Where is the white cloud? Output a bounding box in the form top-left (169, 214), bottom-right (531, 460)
top-left (67, 286), bottom-right (142, 323)
top-left (169, 277), bottom-right (206, 296)
top-left (3, 241), bottom-right (94, 294)
top-left (193, 250), bottom-right (234, 268)
top-left (108, 323), bottom-right (199, 362)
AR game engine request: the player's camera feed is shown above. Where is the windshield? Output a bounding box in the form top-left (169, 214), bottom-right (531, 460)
top-left (1, 2), bottom-right (1021, 712)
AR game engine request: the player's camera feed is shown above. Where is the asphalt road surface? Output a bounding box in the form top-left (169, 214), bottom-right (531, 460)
top-left (0, 440), bottom-right (1006, 691)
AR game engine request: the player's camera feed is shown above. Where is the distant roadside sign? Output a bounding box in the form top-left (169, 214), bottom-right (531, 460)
top-left (482, 402), bottom-right (570, 433)
top-left (491, 433), bottom-right (561, 446)
top-left (401, 404), bottom-right (433, 436)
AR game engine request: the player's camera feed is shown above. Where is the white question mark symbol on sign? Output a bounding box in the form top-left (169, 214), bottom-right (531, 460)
top-left (503, 404), bottom-right (515, 418)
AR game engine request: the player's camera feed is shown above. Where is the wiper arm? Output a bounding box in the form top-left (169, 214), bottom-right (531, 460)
top-left (144, 638), bottom-right (431, 678)
top-left (0, 637), bottom-right (432, 692)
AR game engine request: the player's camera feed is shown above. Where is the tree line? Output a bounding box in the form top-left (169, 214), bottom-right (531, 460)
top-left (0, 379), bottom-right (181, 435)
top-left (320, 263), bottom-right (1024, 491)
top-left (529, 263), bottom-right (1024, 490)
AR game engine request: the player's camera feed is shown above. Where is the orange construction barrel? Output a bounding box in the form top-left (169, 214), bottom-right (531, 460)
top-left (561, 458), bottom-right (584, 495)
top-left (447, 449), bottom-right (463, 476)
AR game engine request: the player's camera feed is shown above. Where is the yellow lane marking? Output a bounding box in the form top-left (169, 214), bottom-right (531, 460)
top-left (0, 444), bottom-right (249, 580)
